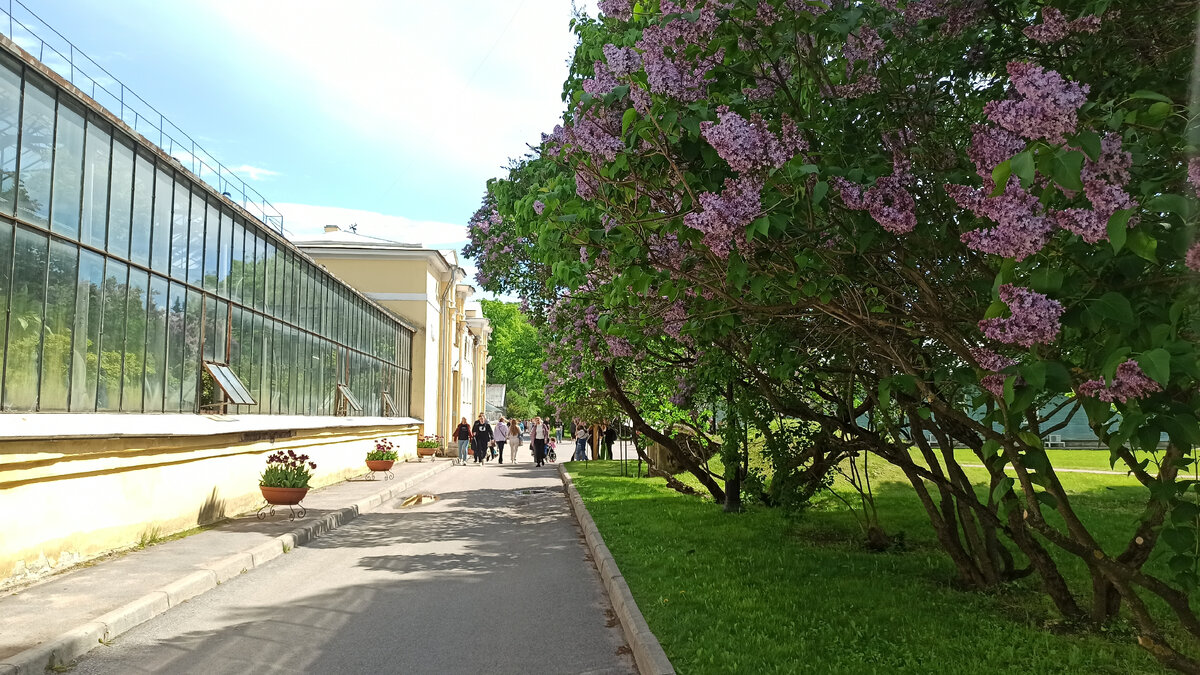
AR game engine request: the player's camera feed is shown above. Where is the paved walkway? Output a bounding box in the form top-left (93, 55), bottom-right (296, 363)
top-left (0, 460), bottom-right (448, 663)
top-left (66, 462), bottom-right (634, 674)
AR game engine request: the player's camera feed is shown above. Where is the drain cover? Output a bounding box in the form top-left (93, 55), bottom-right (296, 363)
top-left (400, 494), bottom-right (438, 508)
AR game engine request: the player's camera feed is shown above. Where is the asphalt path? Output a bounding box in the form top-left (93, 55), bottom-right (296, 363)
top-left (70, 462), bottom-right (635, 675)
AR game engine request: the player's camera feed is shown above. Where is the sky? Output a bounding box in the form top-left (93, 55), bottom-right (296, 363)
top-left (12, 0), bottom-right (591, 253)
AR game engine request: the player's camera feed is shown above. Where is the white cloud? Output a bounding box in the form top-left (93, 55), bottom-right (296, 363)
top-left (209, 0), bottom-right (594, 181)
top-left (230, 164), bottom-right (280, 181)
top-left (278, 202), bottom-right (467, 248)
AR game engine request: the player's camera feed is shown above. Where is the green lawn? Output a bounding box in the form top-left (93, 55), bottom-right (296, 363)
top-left (565, 460), bottom-right (1168, 674)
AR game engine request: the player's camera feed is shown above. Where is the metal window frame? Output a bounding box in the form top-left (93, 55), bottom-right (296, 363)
top-left (202, 360), bottom-right (255, 411)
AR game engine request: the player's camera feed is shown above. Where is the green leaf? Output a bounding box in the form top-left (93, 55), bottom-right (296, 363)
top-left (990, 476), bottom-right (1015, 503)
top-left (1011, 151), bottom-right (1035, 189)
top-left (812, 181), bottom-right (829, 206)
top-left (1126, 229), bottom-right (1158, 262)
top-left (1137, 348), bottom-right (1171, 386)
top-left (982, 439), bottom-right (1002, 458)
top-left (1020, 361), bottom-right (1047, 390)
top-left (1049, 150), bottom-right (1085, 191)
top-left (1106, 209), bottom-right (1133, 253)
top-left (983, 299), bottom-right (1007, 319)
top-left (1074, 131), bottom-right (1103, 161)
top-left (1091, 292), bottom-right (1135, 327)
top-left (1030, 268), bottom-right (1063, 294)
top-left (1130, 90), bottom-right (1173, 104)
top-left (621, 108), bottom-right (637, 136)
top-left (1146, 194), bottom-right (1193, 220)
top-left (990, 159), bottom-right (1012, 196)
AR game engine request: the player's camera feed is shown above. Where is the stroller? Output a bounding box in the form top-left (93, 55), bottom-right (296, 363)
top-left (546, 437), bottom-right (557, 463)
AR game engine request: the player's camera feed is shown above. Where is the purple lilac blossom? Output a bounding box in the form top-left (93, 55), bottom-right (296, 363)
top-left (582, 61), bottom-right (620, 96)
top-left (1077, 360), bottom-right (1162, 403)
top-left (832, 175), bottom-right (916, 235)
top-left (533, 200), bottom-right (545, 215)
top-left (683, 176), bottom-right (763, 258)
top-left (978, 284), bottom-right (1064, 347)
top-left (636, 1), bottom-right (729, 102)
top-left (1186, 242), bottom-right (1200, 272)
top-left (699, 106), bottom-right (807, 174)
top-left (606, 336), bottom-right (635, 357)
top-left (1023, 7), bottom-right (1102, 44)
top-left (949, 180), bottom-right (1055, 261)
top-left (598, 0), bottom-right (633, 20)
top-left (575, 168), bottom-right (600, 201)
top-left (967, 125), bottom-right (1026, 180)
top-left (985, 62), bottom-right (1089, 145)
top-left (563, 105), bottom-right (625, 161)
top-left (602, 44), bottom-right (642, 76)
top-left (843, 26), bottom-right (885, 74)
top-left (1081, 133), bottom-right (1131, 185)
top-left (971, 347), bottom-right (1016, 372)
top-left (1189, 158), bottom-right (1200, 198)
top-left (980, 373), bottom-right (1007, 398)
top-left (833, 75), bottom-right (880, 99)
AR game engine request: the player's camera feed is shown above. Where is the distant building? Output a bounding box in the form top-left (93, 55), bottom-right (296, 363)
top-left (486, 384), bottom-right (506, 418)
top-left (292, 227), bottom-right (490, 444)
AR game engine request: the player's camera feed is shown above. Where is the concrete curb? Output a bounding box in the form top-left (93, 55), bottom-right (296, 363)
top-left (558, 465), bottom-right (675, 675)
top-left (0, 459), bottom-right (453, 675)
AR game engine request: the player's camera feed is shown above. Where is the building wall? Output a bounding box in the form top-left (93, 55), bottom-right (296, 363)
top-left (0, 415), bottom-right (419, 584)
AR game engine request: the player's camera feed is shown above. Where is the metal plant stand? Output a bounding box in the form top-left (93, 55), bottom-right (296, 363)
top-left (368, 468), bottom-right (395, 481)
top-left (257, 502), bottom-right (307, 521)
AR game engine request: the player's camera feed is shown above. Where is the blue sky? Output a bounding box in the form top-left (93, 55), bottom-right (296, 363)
top-left (15, 0), bottom-right (589, 249)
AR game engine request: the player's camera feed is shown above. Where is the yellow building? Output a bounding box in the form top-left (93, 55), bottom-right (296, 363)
top-left (294, 227), bottom-right (491, 451)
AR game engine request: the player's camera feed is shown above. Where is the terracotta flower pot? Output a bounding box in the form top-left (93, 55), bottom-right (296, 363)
top-left (366, 459), bottom-right (395, 472)
top-left (260, 486), bottom-right (309, 505)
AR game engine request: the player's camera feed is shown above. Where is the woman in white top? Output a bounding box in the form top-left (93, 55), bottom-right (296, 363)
top-left (493, 416), bottom-right (509, 464)
top-left (574, 421), bottom-right (590, 462)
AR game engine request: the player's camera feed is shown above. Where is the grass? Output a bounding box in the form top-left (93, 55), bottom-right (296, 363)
top-left (565, 460), bottom-right (1169, 674)
top-left (905, 447), bottom-right (1174, 474)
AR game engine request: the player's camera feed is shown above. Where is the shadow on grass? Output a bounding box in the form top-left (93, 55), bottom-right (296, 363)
top-left (569, 461), bottom-right (1164, 675)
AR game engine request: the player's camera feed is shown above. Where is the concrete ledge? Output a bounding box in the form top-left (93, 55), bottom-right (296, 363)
top-left (559, 465), bottom-right (675, 675)
top-left (0, 459), bottom-right (452, 675)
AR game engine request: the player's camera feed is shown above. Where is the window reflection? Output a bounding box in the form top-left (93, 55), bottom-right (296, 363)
top-left (17, 77), bottom-right (54, 227)
top-left (50, 103), bottom-right (85, 240)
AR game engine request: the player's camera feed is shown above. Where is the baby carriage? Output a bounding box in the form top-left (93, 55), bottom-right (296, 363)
top-left (546, 438), bottom-right (557, 463)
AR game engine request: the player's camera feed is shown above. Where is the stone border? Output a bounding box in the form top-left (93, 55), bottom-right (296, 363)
top-left (559, 465), bottom-right (675, 675)
top-left (0, 460), bottom-right (453, 675)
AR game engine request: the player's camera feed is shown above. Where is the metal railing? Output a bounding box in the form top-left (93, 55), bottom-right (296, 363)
top-left (0, 0), bottom-right (284, 233)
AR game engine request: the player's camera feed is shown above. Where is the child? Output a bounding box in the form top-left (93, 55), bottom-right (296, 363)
top-left (547, 437), bottom-right (557, 463)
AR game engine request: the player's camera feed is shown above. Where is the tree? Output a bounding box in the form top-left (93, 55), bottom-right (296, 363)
top-left (479, 299), bottom-right (548, 415)
top-left (465, 1), bottom-right (1200, 669)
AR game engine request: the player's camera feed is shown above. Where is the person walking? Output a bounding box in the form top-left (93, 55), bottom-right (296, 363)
top-left (602, 423), bottom-right (617, 460)
top-left (453, 417), bottom-right (472, 464)
top-left (494, 415), bottom-right (509, 464)
top-left (573, 420), bottom-right (590, 462)
top-left (508, 418), bottom-right (522, 463)
top-left (530, 416), bottom-right (550, 466)
top-left (472, 413), bottom-right (493, 465)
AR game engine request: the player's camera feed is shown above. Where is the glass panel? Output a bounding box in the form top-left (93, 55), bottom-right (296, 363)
top-left (217, 210), bottom-right (231, 297)
top-left (168, 179), bottom-right (187, 279)
top-left (181, 287), bottom-right (201, 412)
top-left (0, 220), bottom-right (9, 392)
top-left (17, 76), bottom-right (54, 227)
top-left (71, 249), bottom-right (104, 411)
top-left (143, 274), bottom-right (167, 411)
top-left (3, 226), bottom-right (46, 410)
top-left (203, 202), bottom-right (219, 292)
top-left (80, 118), bottom-right (110, 249)
top-left (39, 239), bottom-right (78, 410)
top-left (212, 298), bottom-right (227, 362)
top-left (150, 168), bottom-right (171, 272)
top-left (163, 281), bottom-right (186, 411)
top-left (129, 153), bottom-right (152, 265)
top-left (229, 219), bottom-right (243, 302)
top-left (0, 53), bottom-right (22, 216)
top-left (256, 236), bottom-right (268, 312)
top-left (106, 139), bottom-right (133, 258)
top-left (122, 268), bottom-right (147, 411)
top-left (186, 189), bottom-right (204, 284)
top-left (50, 103), bottom-right (85, 239)
top-left (97, 259), bottom-right (126, 411)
